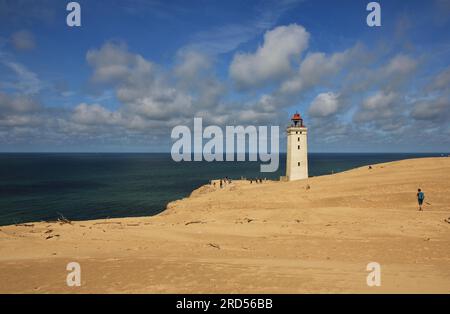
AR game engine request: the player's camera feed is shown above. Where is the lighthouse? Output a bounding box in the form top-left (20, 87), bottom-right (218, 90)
top-left (286, 112), bottom-right (308, 181)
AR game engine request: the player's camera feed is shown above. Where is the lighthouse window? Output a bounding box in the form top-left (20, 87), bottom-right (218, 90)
top-left (298, 145), bottom-right (300, 149)
top-left (298, 162), bottom-right (300, 166)
top-left (296, 131), bottom-right (298, 134)
top-left (298, 137), bottom-right (300, 142)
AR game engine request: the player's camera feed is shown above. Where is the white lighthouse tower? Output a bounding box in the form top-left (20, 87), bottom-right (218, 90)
top-left (286, 112), bottom-right (308, 181)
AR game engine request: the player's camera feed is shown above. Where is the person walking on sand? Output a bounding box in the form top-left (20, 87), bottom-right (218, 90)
top-left (417, 188), bottom-right (425, 211)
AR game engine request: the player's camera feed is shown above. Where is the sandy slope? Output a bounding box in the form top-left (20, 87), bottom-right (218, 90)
top-left (0, 157), bottom-right (449, 293)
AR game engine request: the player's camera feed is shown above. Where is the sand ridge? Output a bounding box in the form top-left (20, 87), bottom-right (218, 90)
top-left (0, 157), bottom-right (449, 293)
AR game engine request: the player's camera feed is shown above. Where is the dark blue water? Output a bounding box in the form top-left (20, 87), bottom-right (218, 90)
top-left (0, 153), bottom-right (446, 226)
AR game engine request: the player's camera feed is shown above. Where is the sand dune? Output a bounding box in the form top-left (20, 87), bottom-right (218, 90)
top-left (0, 157), bottom-right (449, 293)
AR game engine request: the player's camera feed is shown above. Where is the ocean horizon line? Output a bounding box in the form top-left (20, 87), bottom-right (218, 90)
top-left (0, 151), bottom-right (448, 155)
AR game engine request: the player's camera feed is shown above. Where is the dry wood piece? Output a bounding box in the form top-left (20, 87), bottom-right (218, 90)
top-left (45, 234), bottom-right (60, 240)
top-left (208, 243), bottom-right (220, 249)
top-left (56, 213), bottom-right (72, 225)
top-left (15, 223), bottom-right (34, 227)
top-left (185, 220), bottom-right (205, 226)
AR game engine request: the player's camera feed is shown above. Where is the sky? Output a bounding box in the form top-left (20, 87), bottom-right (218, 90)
top-left (0, 0), bottom-right (449, 153)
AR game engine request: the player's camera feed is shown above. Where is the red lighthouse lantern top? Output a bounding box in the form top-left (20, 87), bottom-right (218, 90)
top-left (291, 112), bottom-right (304, 127)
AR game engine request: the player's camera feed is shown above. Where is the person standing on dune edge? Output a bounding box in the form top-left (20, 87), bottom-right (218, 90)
top-left (417, 188), bottom-right (425, 211)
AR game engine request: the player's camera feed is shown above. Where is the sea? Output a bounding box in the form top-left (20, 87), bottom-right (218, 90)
top-left (0, 153), bottom-right (446, 226)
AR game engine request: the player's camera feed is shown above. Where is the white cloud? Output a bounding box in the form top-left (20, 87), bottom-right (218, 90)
top-left (381, 54), bottom-right (417, 78)
top-left (354, 91), bottom-right (399, 123)
top-left (184, 0), bottom-right (303, 55)
top-left (86, 42), bottom-right (194, 123)
top-left (72, 103), bottom-right (122, 126)
top-left (0, 92), bottom-right (39, 113)
top-left (1, 60), bottom-right (43, 94)
top-left (428, 66), bottom-right (450, 92)
top-left (0, 93), bottom-right (42, 129)
top-left (229, 24), bottom-right (309, 89)
top-left (11, 30), bottom-right (35, 51)
top-left (1, 21), bottom-right (448, 151)
top-left (174, 50), bottom-right (225, 109)
top-left (174, 50), bottom-right (212, 81)
top-left (186, 23), bottom-right (268, 56)
top-left (308, 92), bottom-right (341, 118)
top-left (280, 45), bottom-right (365, 95)
top-left (0, 114), bottom-right (36, 127)
top-left (86, 42), bottom-right (154, 85)
top-left (411, 96), bottom-right (450, 121)
top-left (363, 91), bottom-right (397, 110)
